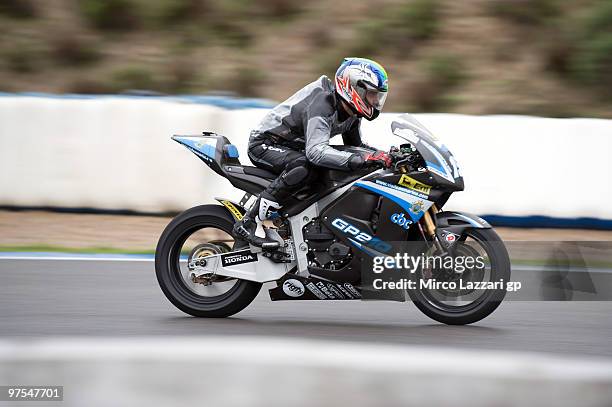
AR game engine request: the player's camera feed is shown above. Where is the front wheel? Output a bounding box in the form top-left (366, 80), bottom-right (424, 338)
top-left (155, 205), bottom-right (262, 318)
top-left (407, 228), bottom-right (510, 325)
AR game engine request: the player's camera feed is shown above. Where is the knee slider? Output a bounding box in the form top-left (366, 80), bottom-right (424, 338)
top-left (282, 165), bottom-right (310, 186)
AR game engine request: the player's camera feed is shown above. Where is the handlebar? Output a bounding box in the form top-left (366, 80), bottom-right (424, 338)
top-left (388, 143), bottom-right (423, 172)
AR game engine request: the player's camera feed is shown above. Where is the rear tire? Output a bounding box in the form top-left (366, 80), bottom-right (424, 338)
top-left (408, 228), bottom-right (510, 325)
top-left (155, 205), bottom-right (262, 318)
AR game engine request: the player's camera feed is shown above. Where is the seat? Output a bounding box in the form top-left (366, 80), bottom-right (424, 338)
top-left (242, 166), bottom-right (278, 181)
top-left (222, 143), bottom-right (276, 181)
top-left (222, 164), bottom-right (276, 195)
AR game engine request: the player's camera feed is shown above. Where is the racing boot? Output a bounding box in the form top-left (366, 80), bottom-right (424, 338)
top-left (234, 162), bottom-right (308, 250)
top-left (232, 194), bottom-right (281, 250)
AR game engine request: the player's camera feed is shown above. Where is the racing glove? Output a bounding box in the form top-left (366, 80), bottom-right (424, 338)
top-left (364, 150), bottom-right (392, 168)
top-left (348, 150), bottom-right (392, 170)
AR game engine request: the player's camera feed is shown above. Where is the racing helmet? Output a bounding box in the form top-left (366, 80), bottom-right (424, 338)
top-left (335, 57), bottom-right (389, 121)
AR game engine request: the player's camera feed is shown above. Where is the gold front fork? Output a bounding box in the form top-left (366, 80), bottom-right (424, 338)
top-left (421, 204), bottom-right (438, 239)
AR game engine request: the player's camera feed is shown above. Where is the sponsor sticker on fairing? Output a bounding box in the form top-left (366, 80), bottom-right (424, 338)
top-left (221, 250), bottom-right (258, 267)
top-left (398, 175), bottom-right (432, 195)
top-left (221, 200), bottom-right (244, 220)
top-left (374, 179), bottom-right (427, 199)
top-left (391, 212), bottom-right (412, 230)
top-left (306, 283), bottom-right (327, 300)
top-left (343, 283), bottom-right (362, 298)
top-left (410, 200), bottom-right (424, 215)
top-left (282, 279), bottom-right (305, 297)
top-left (315, 282), bottom-right (337, 299)
top-left (331, 217), bottom-right (392, 253)
top-left (441, 231), bottom-right (460, 247)
top-left (335, 284), bottom-right (354, 299)
top-left (326, 283), bottom-right (345, 299)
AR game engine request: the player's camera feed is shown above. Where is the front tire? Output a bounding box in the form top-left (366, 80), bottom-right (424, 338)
top-left (408, 228), bottom-right (510, 325)
top-left (155, 205), bottom-right (262, 318)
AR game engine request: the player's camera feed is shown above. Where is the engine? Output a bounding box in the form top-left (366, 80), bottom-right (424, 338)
top-left (303, 218), bottom-right (352, 270)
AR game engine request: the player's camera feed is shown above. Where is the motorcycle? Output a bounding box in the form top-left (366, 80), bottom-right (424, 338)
top-left (155, 114), bottom-right (510, 325)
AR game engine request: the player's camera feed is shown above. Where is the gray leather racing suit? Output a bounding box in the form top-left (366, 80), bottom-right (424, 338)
top-left (251, 75), bottom-right (372, 170)
top-left (247, 75), bottom-right (374, 208)
top-left (232, 75), bottom-right (378, 249)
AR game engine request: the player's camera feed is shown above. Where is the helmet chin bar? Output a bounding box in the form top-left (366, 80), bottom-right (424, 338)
top-left (338, 95), bottom-right (379, 121)
top-left (336, 82), bottom-right (383, 121)
top-left (338, 99), bottom-right (353, 115)
top-left (336, 75), bottom-right (373, 120)
top-left (366, 109), bottom-right (380, 121)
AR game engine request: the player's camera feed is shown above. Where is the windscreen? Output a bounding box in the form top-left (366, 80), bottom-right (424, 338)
top-left (391, 114), bottom-right (461, 183)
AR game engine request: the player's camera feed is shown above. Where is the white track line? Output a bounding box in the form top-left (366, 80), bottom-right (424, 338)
top-left (0, 255), bottom-right (154, 262)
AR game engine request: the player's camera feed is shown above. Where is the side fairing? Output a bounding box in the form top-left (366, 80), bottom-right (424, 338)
top-left (354, 178), bottom-right (434, 223)
top-left (319, 176), bottom-right (418, 259)
top-left (172, 135), bottom-right (218, 163)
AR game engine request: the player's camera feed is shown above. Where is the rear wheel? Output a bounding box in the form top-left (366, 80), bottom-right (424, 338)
top-left (155, 205), bottom-right (261, 318)
top-left (407, 228), bottom-right (510, 325)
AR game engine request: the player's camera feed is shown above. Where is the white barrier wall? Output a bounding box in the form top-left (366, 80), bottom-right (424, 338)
top-left (1, 95), bottom-right (611, 221)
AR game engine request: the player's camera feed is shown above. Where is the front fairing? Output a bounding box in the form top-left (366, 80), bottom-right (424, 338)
top-left (391, 114), bottom-right (464, 191)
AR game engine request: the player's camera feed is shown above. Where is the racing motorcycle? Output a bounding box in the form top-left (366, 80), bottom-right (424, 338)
top-left (155, 114), bottom-right (510, 325)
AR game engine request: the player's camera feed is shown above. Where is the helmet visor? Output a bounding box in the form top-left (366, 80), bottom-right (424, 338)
top-left (357, 80), bottom-right (388, 111)
top-left (365, 89), bottom-right (387, 111)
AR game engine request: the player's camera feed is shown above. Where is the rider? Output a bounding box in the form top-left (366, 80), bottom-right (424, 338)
top-left (233, 57), bottom-right (392, 249)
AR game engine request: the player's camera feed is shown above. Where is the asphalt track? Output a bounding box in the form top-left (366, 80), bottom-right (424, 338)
top-left (1, 259), bottom-right (611, 358)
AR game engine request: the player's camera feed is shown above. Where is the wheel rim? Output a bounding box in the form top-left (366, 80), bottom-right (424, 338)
top-left (418, 231), bottom-right (497, 313)
top-left (170, 224), bottom-right (242, 301)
